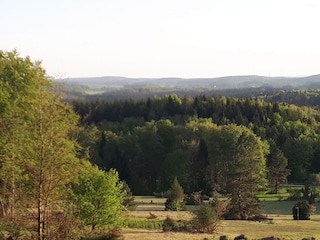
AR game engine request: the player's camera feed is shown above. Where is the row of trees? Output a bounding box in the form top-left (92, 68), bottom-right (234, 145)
top-left (77, 117), bottom-right (289, 209)
top-left (76, 113), bottom-right (320, 195)
top-left (0, 50), bottom-right (126, 239)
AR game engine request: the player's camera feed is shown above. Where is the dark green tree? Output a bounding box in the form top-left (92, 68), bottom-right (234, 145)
top-left (205, 125), bottom-right (269, 220)
top-left (292, 200), bottom-right (311, 220)
top-left (165, 177), bottom-right (185, 211)
top-left (267, 142), bottom-right (291, 194)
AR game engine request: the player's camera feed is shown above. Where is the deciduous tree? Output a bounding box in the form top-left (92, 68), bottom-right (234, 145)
top-left (71, 166), bottom-right (125, 230)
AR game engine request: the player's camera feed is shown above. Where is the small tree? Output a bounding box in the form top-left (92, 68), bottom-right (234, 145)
top-left (292, 200), bottom-right (311, 220)
top-left (192, 203), bottom-right (218, 233)
top-left (122, 181), bottom-right (137, 210)
top-left (71, 165), bottom-right (125, 230)
top-left (165, 177), bottom-right (185, 211)
top-left (302, 173), bottom-right (320, 204)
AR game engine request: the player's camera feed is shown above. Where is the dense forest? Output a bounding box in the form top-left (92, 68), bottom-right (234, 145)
top-left (73, 93), bottom-right (320, 195)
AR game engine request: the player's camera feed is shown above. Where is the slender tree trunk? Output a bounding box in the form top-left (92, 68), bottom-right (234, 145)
top-left (9, 155), bottom-right (16, 222)
top-left (37, 167), bottom-right (46, 240)
top-left (10, 171), bottom-right (16, 221)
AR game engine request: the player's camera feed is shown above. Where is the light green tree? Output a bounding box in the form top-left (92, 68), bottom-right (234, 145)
top-left (0, 50), bottom-right (47, 221)
top-left (71, 165), bottom-right (125, 230)
top-left (0, 50), bottom-right (83, 240)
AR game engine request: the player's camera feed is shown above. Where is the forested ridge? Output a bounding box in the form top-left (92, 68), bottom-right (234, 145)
top-left (73, 94), bottom-right (320, 195)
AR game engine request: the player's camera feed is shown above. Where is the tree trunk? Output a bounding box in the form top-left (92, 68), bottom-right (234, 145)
top-left (10, 166), bottom-right (16, 221)
top-left (37, 168), bottom-right (46, 240)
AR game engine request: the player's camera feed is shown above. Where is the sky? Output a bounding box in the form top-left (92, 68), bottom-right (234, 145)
top-left (1, 0), bottom-right (320, 78)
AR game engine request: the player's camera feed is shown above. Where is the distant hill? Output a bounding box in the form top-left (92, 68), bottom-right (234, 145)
top-left (54, 74), bottom-right (320, 100)
top-left (55, 74), bottom-right (320, 90)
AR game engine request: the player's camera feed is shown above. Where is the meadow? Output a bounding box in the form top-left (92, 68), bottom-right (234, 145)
top-left (121, 196), bottom-right (320, 240)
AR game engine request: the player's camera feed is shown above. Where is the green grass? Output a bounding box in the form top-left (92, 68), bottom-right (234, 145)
top-left (261, 200), bottom-right (320, 215)
top-left (123, 218), bottom-right (162, 230)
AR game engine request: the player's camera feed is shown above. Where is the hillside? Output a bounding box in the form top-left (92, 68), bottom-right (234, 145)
top-left (55, 74), bottom-right (320, 90)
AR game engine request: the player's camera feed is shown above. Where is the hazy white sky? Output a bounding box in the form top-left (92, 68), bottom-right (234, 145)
top-left (1, 0), bottom-right (319, 78)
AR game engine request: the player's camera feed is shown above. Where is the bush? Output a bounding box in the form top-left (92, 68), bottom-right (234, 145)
top-left (234, 234), bottom-right (248, 240)
top-left (220, 236), bottom-right (229, 240)
top-left (122, 181), bottom-right (137, 210)
top-left (162, 217), bottom-right (190, 232)
top-left (185, 192), bottom-right (203, 205)
top-left (292, 200), bottom-right (311, 220)
top-left (162, 217), bottom-right (175, 232)
top-left (192, 203), bottom-right (218, 233)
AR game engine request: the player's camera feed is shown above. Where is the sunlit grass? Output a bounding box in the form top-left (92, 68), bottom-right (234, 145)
top-left (122, 194), bottom-right (320, 239)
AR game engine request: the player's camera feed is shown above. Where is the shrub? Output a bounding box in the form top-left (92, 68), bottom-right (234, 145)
top-left (192, 203), bottom-right (218, 233)
top-left (220, 236), bottom-right (229, 240)
top-left (292, 200), bottom-right (311, 220)
top-left (122, 181), bottom-right (137, 210)
top-left (162, 217), bottom-right (190, 232)
top-left (185, 192), bottom-right (203, 205)
top-left (234, 234), bottom-right (248, 240)
top-left (162, 217), bottom-right (175, 232)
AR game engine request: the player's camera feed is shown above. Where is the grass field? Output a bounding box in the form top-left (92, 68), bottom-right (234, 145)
top-left (121, 196), bottom-right (320, 240)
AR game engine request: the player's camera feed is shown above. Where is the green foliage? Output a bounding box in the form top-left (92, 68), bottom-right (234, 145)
top-left (165, 177), bottom-right (185, 211)
top-left (123, 218), bottom-right (161, 230)
top-left (292, 200), bottom-right (311, 220)
top-left (192, 203), bottom-right (218, 233)
top-left (122, 181), bottom-right (137, 210)
top-left (205, 125), bottom-right (268, 219)
top-left (267, 141), bottom-right (290, 194)
top-left (0, 50), bottom-right (82, 239)
top-left (71, 165), bottom-right (125, 230)
top-left (0, 220), bottom-right (31, 240)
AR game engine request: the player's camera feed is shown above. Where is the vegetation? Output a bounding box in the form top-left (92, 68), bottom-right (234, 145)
top-left (164, 177), bottom-right (185, 211)
top-left (192, 203), bottom-right (218, 233)
top-left (292, 200), bottom-right (311, 220)
top-left (70, 165), bottom-right (125, 230)
top-left (2, 49), bottom-right (320, 239)
top-left (0, 50), bottom-right (125, 239)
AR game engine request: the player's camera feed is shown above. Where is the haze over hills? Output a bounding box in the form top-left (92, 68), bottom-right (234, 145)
top-left (55, 74), bottom-right (320, 90)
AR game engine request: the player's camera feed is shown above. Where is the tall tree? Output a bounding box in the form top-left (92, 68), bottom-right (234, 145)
top-left (0, 50), bottom-right (82, 240)
top-left (25, 85), bottom-right (81, 240)
top-left (267, 142), bottom-right (290, 194)
top-left (0, 50), bottom-right (51, 222)
top-left (204, 125), bottom-right (269, 219)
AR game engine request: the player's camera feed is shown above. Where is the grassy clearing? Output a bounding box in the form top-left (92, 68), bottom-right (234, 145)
top-left (122, 215), bottom-right (320, 240)
top-left (121, 196), bottom-right (320, 240)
